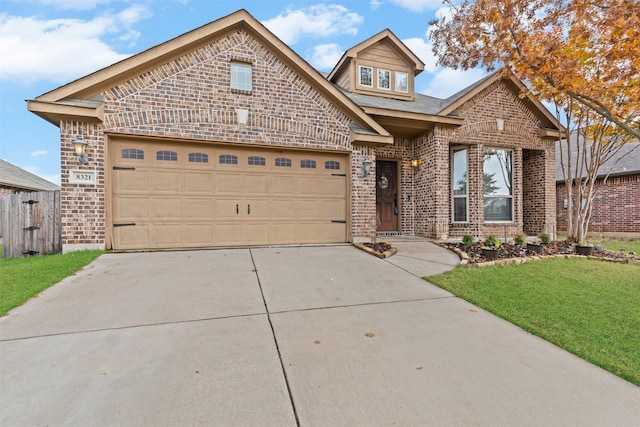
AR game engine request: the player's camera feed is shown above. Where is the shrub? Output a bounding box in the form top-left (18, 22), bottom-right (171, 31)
top-left (513, 233), bottom-right (527, 245)
top-left (484, 234), bottom-right (498, 247)
top-left (539, 233), bottom-right (551, 244)
top-left (462, 234), bottom-right (475, 245)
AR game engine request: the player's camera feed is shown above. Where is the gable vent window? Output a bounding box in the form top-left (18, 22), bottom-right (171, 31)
top-left (359, 65), bottom-right (373, 87)
top-left (325, 160), bottom-right (340, 170)
top-left (248, 156), bottom-right (266, 166)
top-left (122, 148), bottom-right (144, 159)
top-left (301, 159), bottom-right (316, 169)
top-left (157, 150), bottom-right (177, 161)
top-left (275, 157), bottom-right (292, 167)
top-left (231, 63), bottom-right (252, 92)
top-left (188, 152), bottom-right (208, 163)
top-left (219, 154), bottom-right (238, 165)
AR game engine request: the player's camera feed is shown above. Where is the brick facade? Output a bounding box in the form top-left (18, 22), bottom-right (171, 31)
top-left (40, 12), bottom-right (559, 251)
top-left (371, 81), bottom-right (556, 240)
top-left (556, 175), bottom-right (640, 233)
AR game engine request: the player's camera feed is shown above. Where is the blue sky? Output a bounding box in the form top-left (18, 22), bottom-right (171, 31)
top-left (0, 0), bottom-right (487, 185)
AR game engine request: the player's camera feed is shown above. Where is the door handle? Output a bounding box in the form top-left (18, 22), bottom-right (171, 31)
top-left (248, 204), bottom-right (251, 215)
top-left (236, 204), bottom-right (239, 215)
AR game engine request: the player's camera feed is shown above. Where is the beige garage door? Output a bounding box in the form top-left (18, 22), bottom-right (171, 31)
top-left (109, 138), bottom-right (348, 250)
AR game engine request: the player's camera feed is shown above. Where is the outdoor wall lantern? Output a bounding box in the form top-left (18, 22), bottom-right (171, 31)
top-left (411, 156), bottom-right (421, 172)
top-left (72, 135), bottom-right (89, 164)
top-left (362, 157), bottom-right (372, 177)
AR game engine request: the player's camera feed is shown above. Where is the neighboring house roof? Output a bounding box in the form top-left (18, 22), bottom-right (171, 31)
top-left (0, 159), bottom-right (60, 192)
top-left (555, 134), bottom-right (640, 182)
top-left (27, 9), bottom-right (391, 145)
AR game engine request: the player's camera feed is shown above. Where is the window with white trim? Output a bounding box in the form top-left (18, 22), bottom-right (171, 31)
top-left (231, 63), bottom-right (252, 91)
top-left (452, 147), bottom-right (468, 222)
top-left (378, 69), bottom-right (390, 90)
top-left (395, 71), bottom-right (408, 92)
top-left (359, 65), bottom-right (373, 87)
top-left (483, 148), bottom-right (513, 221)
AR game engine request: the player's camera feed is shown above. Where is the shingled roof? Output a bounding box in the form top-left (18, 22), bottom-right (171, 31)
top-left (0, 159), bottom-right (60, 192)
top-left (555, 135), bottom-right (640, 182)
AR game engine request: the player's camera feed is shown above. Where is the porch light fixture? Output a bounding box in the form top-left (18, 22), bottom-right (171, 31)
top-left (362, 157), bottom-right (372, 177)
top-left (72, 135), bottom-right (89, 164)
top-left (411, 156), bottom-right (421, 172)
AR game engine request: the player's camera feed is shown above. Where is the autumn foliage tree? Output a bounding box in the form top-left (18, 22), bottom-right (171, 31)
top-left (430, 0), bottom-right (639, 242)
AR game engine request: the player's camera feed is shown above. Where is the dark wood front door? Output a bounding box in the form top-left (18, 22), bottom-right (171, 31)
top-left (376, 160), bottom-right (398, 231)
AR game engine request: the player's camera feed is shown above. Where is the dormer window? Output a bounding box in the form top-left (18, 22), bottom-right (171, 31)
top-left (395, 71), bottom-right (408, 93)
top-left (378, 69), bottom-right (391, 90)
top-left (359, 65), bottom-right (373, 87)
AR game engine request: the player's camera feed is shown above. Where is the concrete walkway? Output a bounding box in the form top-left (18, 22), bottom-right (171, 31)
top-left (1, 242), bottom-right (639, 426)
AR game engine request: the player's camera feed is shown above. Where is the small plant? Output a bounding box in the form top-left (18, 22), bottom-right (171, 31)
top-left (462, 234), bottom-right (475, 245)
top-left (538, 233), bottom-right (551, 244)
top-left (484, 234), bottom-right (498, 247)
top-left (513, 233), bottom-right (526, 245)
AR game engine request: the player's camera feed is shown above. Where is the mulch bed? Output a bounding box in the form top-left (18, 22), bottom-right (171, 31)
top-left (354, 241), bottom-right (397, 258)
top-left (439, 241), bottom-right (635, 265)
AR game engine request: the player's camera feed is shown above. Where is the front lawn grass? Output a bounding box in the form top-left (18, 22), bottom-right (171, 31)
top-left (426, 258), bottom-right (640, 385)
top-left (0, 250), bottom-right (103, 316)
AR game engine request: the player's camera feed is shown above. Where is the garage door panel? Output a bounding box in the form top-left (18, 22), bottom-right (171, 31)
top-left (184, 172), bottom-right (215, 195)
top-left (114, 171), bottom-right (148, 193)
top-left (320, 200), bottom-right (347, 217)
top-left (183, 225), bottom-right (214, 245)
top-left (319, 178), bottom-right (347, 196)
top-left (216, 199), bottom-right (241, 220)
top-left (215, 224), bottom-right (243, 244)
top-left (114, 225), bottom-right (150, 249)
top-left (150, 224), bottom-right (182, 246)
top-left (245, 175), bottom-right (269, 195)
top-left (244, 224), bottom-right (270, 245)
top-left (111, 139), bottom-right (348, 249)
top-left (245, 200), bottom-right (269, 220)
top-left (269, 224), bottom-right (296, 243)
top-left (113, 197), bottom-right (149, 221)
top-left (149, 198), bottom-right (182, 220)
top-left (149, 171), bottom-right (181, 193)
top-left (271, 200), bottom-right (296, 219)
top-left (271, 176), bottom-right (298, 195)
top-left (216, 173), bottom-right (245, 194)
top-left (184, 199), bottom-right (215, 220)
top-left (298, 177), bottom-right (324, 196)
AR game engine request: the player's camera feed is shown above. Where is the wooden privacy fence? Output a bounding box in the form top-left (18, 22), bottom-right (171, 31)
top-left (0, 191), bottom-right (61, 258)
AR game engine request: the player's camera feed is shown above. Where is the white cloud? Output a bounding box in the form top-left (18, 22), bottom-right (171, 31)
top-left (402, 37), bottom-right (438, 73)
top-left (310, 43), bottom-right (343, 70)
top-left (422, 68), bottom-right (488, 98)
top-left (29, 0), bottom-right (109, 10)
top-left (370, 0), bottom-right (383, 9)
top-left (262, 5), bottom-right (363, 45)
top-left (0, 4), bottom-right (151, 83)
top-left (390, 0), bottom-right (444, 12)
top-left (31, 150), bottom-right (47, 157)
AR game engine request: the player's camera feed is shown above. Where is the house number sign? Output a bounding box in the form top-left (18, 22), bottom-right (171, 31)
top-left (69, 169), bottom-right (96, 185)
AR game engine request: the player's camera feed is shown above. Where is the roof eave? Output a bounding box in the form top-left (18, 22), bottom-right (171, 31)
top-left (27, 100), bottom-right (103, 126)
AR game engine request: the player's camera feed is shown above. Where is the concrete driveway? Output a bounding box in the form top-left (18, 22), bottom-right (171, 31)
top-left (1, 243), bottom-right (639, 426)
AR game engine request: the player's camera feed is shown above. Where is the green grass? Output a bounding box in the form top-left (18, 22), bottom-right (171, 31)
top-left (0, 250), bottom-right (103, 316)
top-left (591, 238), bottom-right (640, 255)
top-left (426, 258), bottom-right (640, 385)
